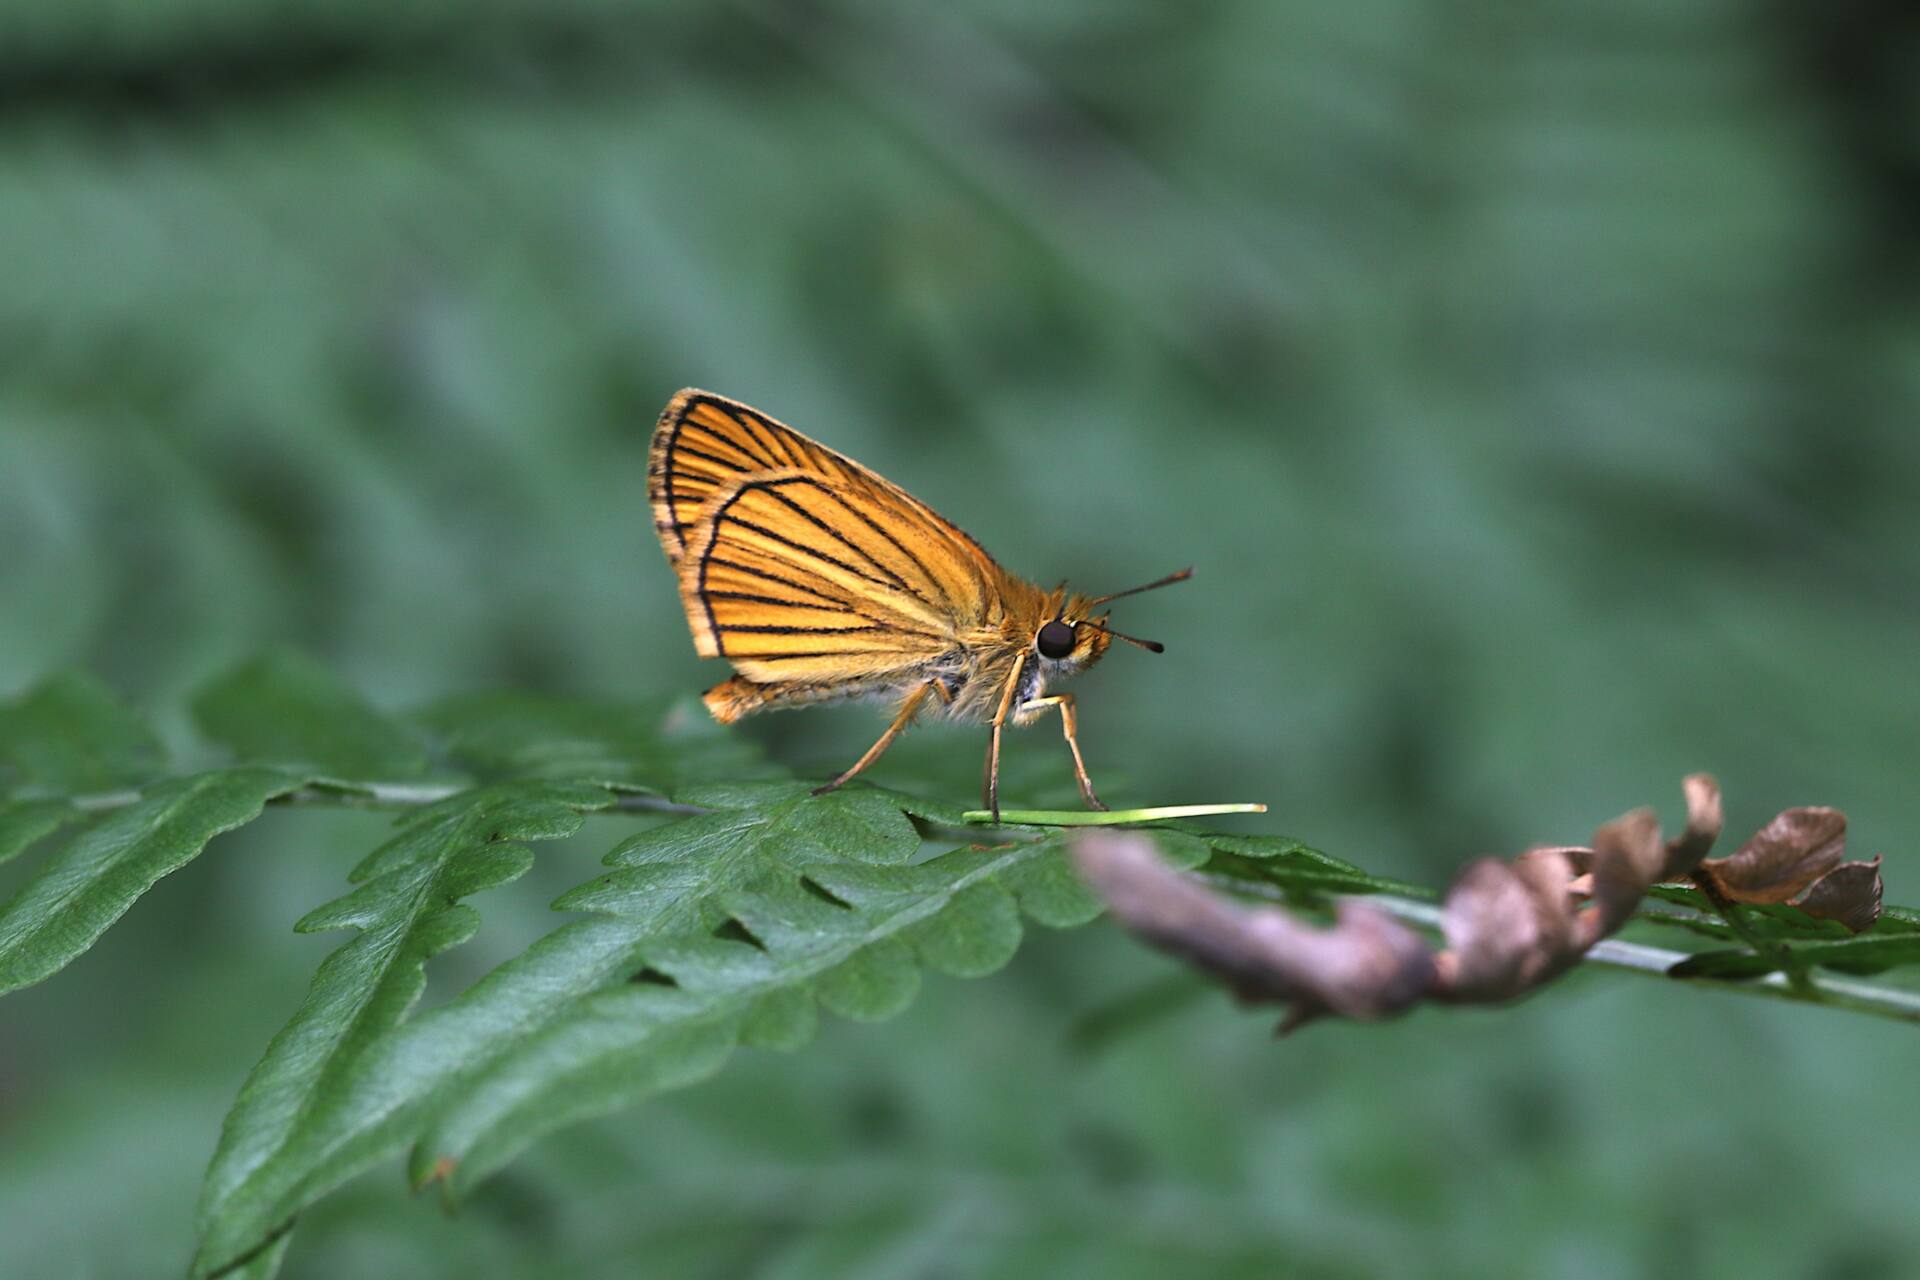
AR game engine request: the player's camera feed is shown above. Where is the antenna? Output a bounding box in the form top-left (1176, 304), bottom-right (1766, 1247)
top-left (1084, 566), bottom-right (1193, 607)
top-left (1084, 622), bottom-right (1164, 654)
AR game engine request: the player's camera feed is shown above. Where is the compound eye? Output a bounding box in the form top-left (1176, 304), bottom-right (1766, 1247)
top-left (1035, 620), bottom-right (1077, 660)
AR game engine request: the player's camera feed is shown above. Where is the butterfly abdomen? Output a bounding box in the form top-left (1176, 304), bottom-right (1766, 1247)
top-left (703, 665), bottom-right (951, 723)
top-left (702, 676), bottom-right (766, 724)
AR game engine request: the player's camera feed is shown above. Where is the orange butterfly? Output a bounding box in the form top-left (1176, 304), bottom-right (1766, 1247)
top-left (649, 390), bottom-right (1189, 821)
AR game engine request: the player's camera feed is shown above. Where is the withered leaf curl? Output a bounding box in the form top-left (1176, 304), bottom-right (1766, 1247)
top-left (1070, 831), bottom-right (1434, 1024)
top-left (1694, 806), bottom-right (1883, 930)
top-left (1790, 857), bottom-right (1883, 934)
top-left (1071, 775), bottom-right (1888, 1032)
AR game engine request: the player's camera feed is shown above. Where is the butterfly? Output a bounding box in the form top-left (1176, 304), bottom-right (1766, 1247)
top-left (649, 389), bottom-right (1190, 821)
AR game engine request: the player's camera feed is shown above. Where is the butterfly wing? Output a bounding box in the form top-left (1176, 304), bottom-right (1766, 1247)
top-left (650, 390), bottom-right (1008, 688)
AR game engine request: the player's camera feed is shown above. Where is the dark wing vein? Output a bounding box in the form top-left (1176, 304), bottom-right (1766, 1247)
top-left (761, 483), bottom-right (911, 589)
top-left (703, 558), bottom-right (851, 609)
top-left (720, 511), bottom-right (901, 594)
top-left (813, 483), bottom-right (952, 607)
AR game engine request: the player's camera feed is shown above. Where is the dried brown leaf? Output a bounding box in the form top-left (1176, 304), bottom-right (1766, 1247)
top-left (1663, 773), bottom-right (1723, 876)
top-left (1435, 848), bottom-right (1589, 1002)
top-left (1792, 856), bottom-right (1883, 933)
top-left (1439, 860), bottom-right (1542, 1000)
top-left (1587, 807), bottom-right (1665, 939)
top-left (1069, 831), bottom-right (1434, 1023)
top-left (1509, 845), bottom-right (1579, 974)
top-left (1702, 807), bottom-right (1847, 904)
top-left (1071, 778), bottom-right (1893, 1034)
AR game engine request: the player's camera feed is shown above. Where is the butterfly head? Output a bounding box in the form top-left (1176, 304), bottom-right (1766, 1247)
top-left (1031, 567), bottom-right (1192, 672)
top-left (1032, 611), bottom-right (1115, 672)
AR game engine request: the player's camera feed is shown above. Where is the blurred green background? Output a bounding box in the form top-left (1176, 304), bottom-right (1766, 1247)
top-left (4, 1), bottom-right (1919, 1276)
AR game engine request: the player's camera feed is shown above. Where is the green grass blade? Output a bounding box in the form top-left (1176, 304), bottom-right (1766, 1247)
top-left (961, 803), bottom-right (1268, 826)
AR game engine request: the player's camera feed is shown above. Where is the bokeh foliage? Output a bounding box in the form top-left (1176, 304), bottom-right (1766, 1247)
top-left (3, 1), bottom-right (1918, 1276)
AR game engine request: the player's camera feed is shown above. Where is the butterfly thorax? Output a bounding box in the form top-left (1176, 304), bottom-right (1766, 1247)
top-left (941, 582), bottom-right (1113, 725)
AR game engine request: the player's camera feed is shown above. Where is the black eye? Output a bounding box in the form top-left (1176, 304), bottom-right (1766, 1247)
top-left (1036, 620), bottom-right (1077, 660)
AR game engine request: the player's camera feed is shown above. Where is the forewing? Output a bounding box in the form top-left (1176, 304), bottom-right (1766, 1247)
top-left (650, 390), bottom-right (1005, 685)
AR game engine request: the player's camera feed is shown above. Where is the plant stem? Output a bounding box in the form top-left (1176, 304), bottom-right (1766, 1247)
top-left (69, 780), bottom-right (706, 816)
top-left (1691, 865), bottom-right (1816, 994)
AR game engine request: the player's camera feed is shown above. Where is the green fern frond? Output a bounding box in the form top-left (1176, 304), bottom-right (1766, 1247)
top-left (3, 657), bottom-right (1911, 1280)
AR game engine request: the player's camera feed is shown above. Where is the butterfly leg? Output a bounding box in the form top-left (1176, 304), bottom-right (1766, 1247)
top-left (983, 719), bottom-right (1004, 823)
top-left (1017, 694), bottom-right (1107, 811)
top-left (811, 681), bottom-right (936, 797)
top-left (982, 655), bottom-right (1032, 823)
